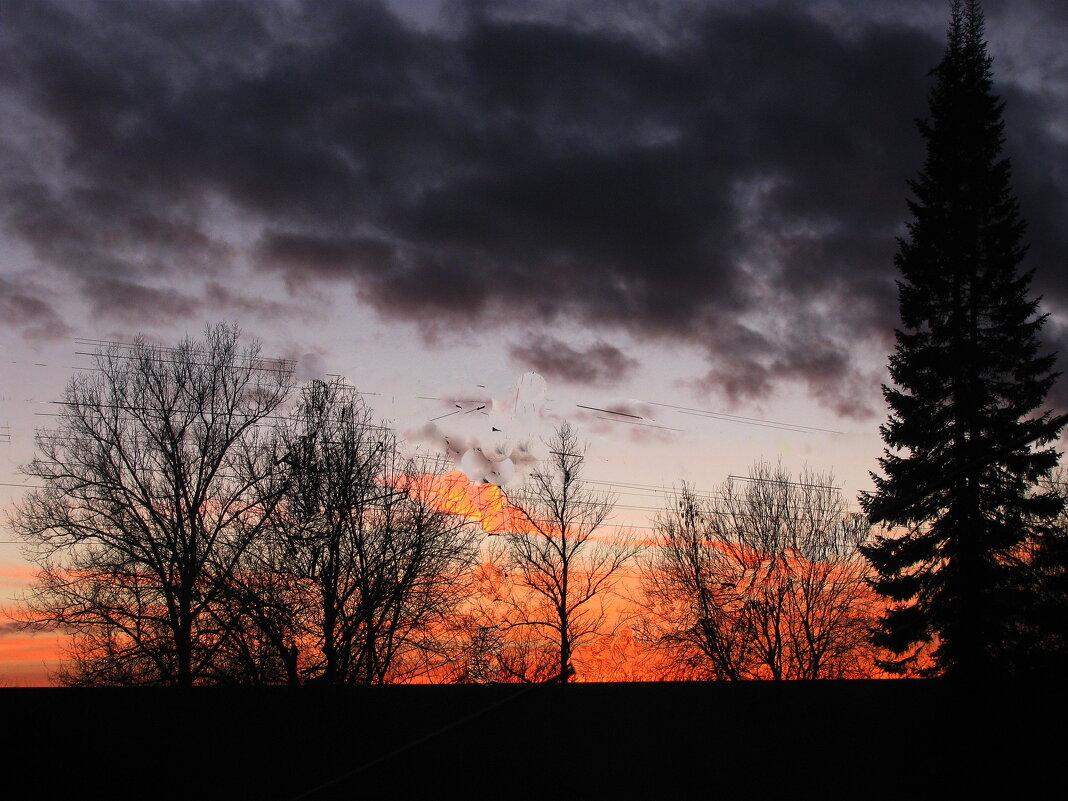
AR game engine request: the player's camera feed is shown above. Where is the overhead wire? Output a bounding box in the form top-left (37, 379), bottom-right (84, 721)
top-left (642, 400), bottom-right (844, 435)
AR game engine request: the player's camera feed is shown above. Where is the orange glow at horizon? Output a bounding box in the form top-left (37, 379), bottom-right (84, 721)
top-left (0, 600), bottom-right (63, 687)
top-left (401, 470), bottom-right (536, 535)
top-left (0, 475), bottom-right (899, 685)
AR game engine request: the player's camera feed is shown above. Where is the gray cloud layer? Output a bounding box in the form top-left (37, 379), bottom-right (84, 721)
top-left (510, 334), bottom-right (638, 386)
top-left (1, 0), bottom-right (1064, 414)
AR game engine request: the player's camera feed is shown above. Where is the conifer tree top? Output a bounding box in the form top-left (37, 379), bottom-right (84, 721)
top-left (860, 0), bottom-right (1065, 677)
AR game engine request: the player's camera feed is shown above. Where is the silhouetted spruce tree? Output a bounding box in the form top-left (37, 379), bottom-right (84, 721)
top-left (860, 0), bottom-right (1065, 677)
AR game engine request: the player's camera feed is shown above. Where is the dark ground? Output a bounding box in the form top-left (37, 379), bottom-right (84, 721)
top-left (3, 681), bottom-right (1063, 800)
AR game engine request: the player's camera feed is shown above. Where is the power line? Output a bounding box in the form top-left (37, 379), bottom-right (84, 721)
top-left (643, 400), bottom-right (844, 435)
top-left (593, 416), bottom-right (682, 432)
top-left (575, 404), bottom-right (642, 419)
top-left (727, 474), bottom-right (840, 491)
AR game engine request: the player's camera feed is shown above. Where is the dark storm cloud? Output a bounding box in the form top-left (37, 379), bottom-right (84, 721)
top-left (0, 278), bottom-right (72, 342)
top-left (202, 282), bottom-right (294, 320)
top-left (510, 334), bottom-right (638, 386)
top-left (84, 277), bottom-right (200, 323)
top-left (1, 0), bottom-right (1064, 413)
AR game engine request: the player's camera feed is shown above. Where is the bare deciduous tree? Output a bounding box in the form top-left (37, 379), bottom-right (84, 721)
top-left (639, 462), bottom-right (877, 680)
top-left (491, 421), bottom-right (636, 681)
top-left (243, 379), bottom-right (481, 684)
top-left (10, 325), bottom-right (293, 686)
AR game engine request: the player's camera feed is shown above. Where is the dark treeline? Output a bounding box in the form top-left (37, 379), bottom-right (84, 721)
top-left (11, 326), bottom-right (483, 686)
top-left (9, 324), bottom-right (892, 685)
top-left (9, 320), bottom-right (1063, 685)
top-left (7, 1), bottom-right (1067, 686)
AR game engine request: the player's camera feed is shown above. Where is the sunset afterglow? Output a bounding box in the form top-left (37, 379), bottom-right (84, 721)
top-left (1, 0), bottom-right (1064, 689)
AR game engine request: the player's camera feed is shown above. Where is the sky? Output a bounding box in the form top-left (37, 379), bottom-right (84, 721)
top-left (0, 0), bottom-right (1065, 683)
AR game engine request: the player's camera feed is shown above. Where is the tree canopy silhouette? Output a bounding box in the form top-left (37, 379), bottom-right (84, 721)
top-left (11, 325), bottom-right (293, 685)
top-left (243, 378), bottom-right (481, 685)
top-left (860, 0), bottom-right (1065, 677)
top-left (640, 463), bottom-right (876, 680)
top-left (489, 421), bottom-right (636, 682)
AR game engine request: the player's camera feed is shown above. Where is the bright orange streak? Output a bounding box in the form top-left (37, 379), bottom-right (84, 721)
top-left (0, 603), bottom-right (62, 686)
top-left (402, 471), bottom-right (535, 535)
top-left (0, 487), bottom-right (895, 683)
top-left (0, 565), bottom-right (38, 582)
top-left (0, 632), bottom-right (63, 663)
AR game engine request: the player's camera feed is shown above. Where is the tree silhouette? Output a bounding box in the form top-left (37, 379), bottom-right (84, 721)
top-left (10, 325), bottom-right (293, 686)
top-left (491, 421), bottom-right (636, 681)
top-left (640, 463), bottom-right (876, 680)
top-left (1008, 467), bottom-right (1068, 675)
top-left (860, 0), bottom-right (1065, 676)
top-left (249, 379), bottom-right (481, 684)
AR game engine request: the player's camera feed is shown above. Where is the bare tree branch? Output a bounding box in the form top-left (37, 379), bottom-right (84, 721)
top-left (491, 421), bottom-right (638, 681)
top-left (638, 461), bottom-right (878, 680)
top-left (10, 324), bottom-right (293, 686)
